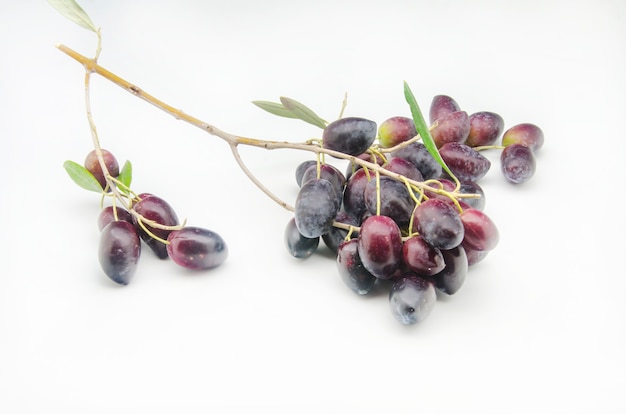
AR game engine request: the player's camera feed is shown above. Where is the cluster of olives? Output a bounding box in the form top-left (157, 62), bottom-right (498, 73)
top-left (424, 94), bottom-right (543, 184)
top-left (285, 94), bottom-right (542, 325)
top-left (77, 149), bottom-right (228, 285)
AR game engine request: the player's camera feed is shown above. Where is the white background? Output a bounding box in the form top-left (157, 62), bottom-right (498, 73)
top-left (1, 1), bottom-right (625, 413)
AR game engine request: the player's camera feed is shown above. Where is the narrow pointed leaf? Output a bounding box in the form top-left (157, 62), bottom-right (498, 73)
top-left (252, 100), bottom-right (299, 119)
top-left (118, 160), bottom-right (133, 195)
top-left (48, 0), bottom-right (97, 32)
top-left (63, 160), bottom-right (103, 193)
top-left (403, 81), bottom-right (457, 180)
top-left (279, 97), bottom-right (328, 129)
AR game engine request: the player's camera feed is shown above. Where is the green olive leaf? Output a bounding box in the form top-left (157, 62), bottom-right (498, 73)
top-left (117, 160), bottom-right (133, 195)
top-left (253, 97), bottom-right (328, 129)
top-left (279, 97), bottom-right (328, 129)
top-left (403, 81), bottom-right (457, 180)
top-left (48, 0), bottom-right (97, 32)
top-left (63, 160), bottom-right (103, 193)
top-left (252, 101), bottom-right (299, 119)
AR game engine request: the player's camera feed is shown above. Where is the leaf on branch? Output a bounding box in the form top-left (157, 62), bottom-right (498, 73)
top-left (252, 97), bottom-right (328, 129)
top-left (252, 101), bottom-right (299, 119)
top-left (48, 0), bottom-right (97, 32)
top-left (118, 160), bottom-right (133, 195)
top-left (63, 160), bottom-right (103, 193)
top-left (403, 81), bottom-right (457, 180)
top-left (279, 97), bottom-right (328, 129)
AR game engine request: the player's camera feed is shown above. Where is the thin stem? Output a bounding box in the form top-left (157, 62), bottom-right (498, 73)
top-left (94, 29), bottom-right (102, 61)
top-left (235, 136), bottom-right (476, 201)
top-left (229, 143), bottom-right (294, 212)
top-left (338, 92), bottom-right (348, 119)
top-left (402, 178), bottom-right (421, 205)
top-left (474, 144), bottom-right (505, 152)
top-left (84, 60), bottom-right (132, 212)
top-left (111, 196), bottom-right (119, 221)
top-left (134, 217), bottom-right (173, 245)
top-left (316, 153), bottom-right (322, 179)
top-left (133, 213), bottom-right (187, 232)
top-left (343, 225), bottom-right (357, 241)
top-left (449, 171), bottom-right (462, 193)
top-left (106, 175), bottom-right (139, 200)
top-left (407, 204), bottom-right (418, 237)
top-left (377, 133), bottom-right (422, 154)
top-left (375, 170), bottom-right (381, 216)
top-left (57, 43), bottom-right (238, 146)
top-left (81, 29), bottom-right (136, 213)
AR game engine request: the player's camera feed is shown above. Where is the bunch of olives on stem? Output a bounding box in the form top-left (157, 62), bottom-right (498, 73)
top-left (52, 4), bottom-right (542, 324)
top-left (65, 148), bottom-right (228, 285)
top-left (286, 89), bottom-right (534, 325)
top-left (283, 88), bottom-right (542, 325)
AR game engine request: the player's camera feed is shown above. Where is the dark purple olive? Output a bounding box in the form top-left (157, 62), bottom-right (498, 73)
top-left (439, 142), bottom-right (491, 182)
top-left (412, 198), bottom-right (464, 251)
top-left (167, 226), bottom-right (228, 270)
top-left (342, 168), bottom-right (372, 219)
top-left (84, 149), bottom-right (119, 190)
top-left (132, 193), bottom-right (179, 259)
top-left (501, 144), bottom-right (536, 184)
top-left (363, 176), bottom-right (415, 228)
top-left (98, 205), bottom-right (134, 231)
top-left (389, 274), bottom-right (437, 325)
top-left (458, 181), bottom-right (486, 211)
top-left (336, 239), bottom-right (376, 295)
top-left (322, 117), bottom-right (377, 157)
top-left (431, 110), bottom-right (470, 148)
top-left (402, 235), bottom-right (445, 276)
top-left (463, 241), bottom-right (489, 266)
top-left (285, 217), bottom-right (319, 258)
top-left (322, 211), bottom-right (359, 254)
top-left (465, 111), bottom-right (504, 147)
top-left (433, 245), bottom-right (468, 295)
top-left (384, 157), bottom-right (423, 182)
top-left (295, 178), bottom-right (340, 238)
top-left (378, 116), bottom-right (417, 148)
top-left (502, 123), bottom-right (544, 152)
top-left (391, 142), bottom-right (442, 180)
top-left (358, 215), bottom-right (403, 279)
top-left (429, 95), bottom-right (461, 125)
top-left (98, 221), bottom-right (141, 285)
top-left (460, 208), bottom-right (499, 251)
top-left (300, 163), bottom-right (346, 207)
top-left (295, 160), bottom-right (318, 187)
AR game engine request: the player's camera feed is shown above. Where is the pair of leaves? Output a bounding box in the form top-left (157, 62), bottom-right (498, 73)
top-left (403, 81), bottom-right (456, 181)
top-left (252, 97), bottom-right (328, 129)
top-left (63, 160), bottom-right (132, 194)
top-left (48, 0), bottom-right (96, 32)
top-left (256, 84), bottom-right (454, 182)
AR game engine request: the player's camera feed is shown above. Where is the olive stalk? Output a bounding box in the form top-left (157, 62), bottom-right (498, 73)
top-left (75, 39), bottom-right (184, 241)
